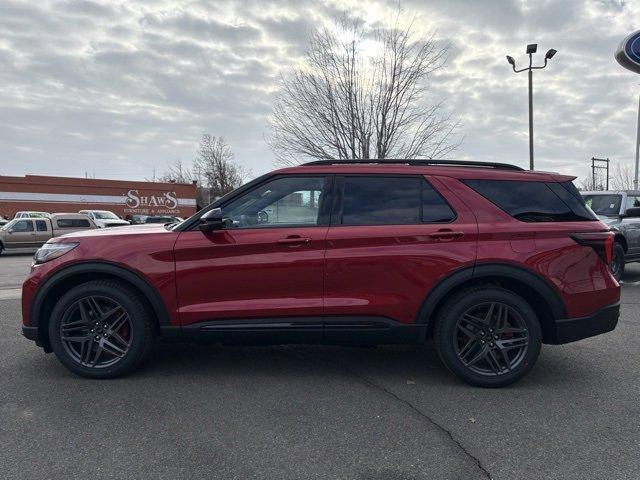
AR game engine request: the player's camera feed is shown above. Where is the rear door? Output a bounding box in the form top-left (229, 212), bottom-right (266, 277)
top-left (323, 174), bottom-right (478, 341)
top-left (34, 219), bottom-right (50, 245)
top-left (622, 194), bottom-right (640, 256)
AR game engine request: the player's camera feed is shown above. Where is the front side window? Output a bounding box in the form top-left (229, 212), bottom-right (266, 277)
top-left (13, 220), bottom-right (34, 232)
top-left (221, 176), bottom-right (326, 228)
top-left (339, 176), bottom-right (455, 225)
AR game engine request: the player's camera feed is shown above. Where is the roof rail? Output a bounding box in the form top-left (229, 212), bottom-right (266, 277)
top-left (302, 159), bottom-right (524, 171)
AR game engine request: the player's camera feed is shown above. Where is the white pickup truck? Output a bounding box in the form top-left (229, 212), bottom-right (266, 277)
top-left (0, 213), bottom-right (96, 254)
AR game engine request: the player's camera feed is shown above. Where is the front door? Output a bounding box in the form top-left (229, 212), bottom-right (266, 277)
top-left (5, 219), bottom-right (36, 248)
top-left (174, 175), bottom-right (332, 343)
top-left (323, 174), bottom-right (478, 342)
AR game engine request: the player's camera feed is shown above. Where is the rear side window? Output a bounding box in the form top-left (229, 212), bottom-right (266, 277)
top-left (339, 176), bottom-right (455, 225)
top-left (463, 179), bottom-right (597, 222)
top-left (56, 219), bottom-right (91, 228)
top-left (35, 220), bottom-right (48, 231)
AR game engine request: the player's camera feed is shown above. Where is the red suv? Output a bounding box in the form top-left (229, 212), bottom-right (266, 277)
top-left (21, 160), bottom-right (620, 387)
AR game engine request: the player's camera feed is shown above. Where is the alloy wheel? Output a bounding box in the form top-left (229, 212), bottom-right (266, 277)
top-left (453, 301), bottom-right (529, 376)
top-left (59, 296), bottom-right (133, 368)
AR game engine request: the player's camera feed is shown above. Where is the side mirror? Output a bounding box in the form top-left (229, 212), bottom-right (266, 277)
top-left (624, 207), bottom-right (640, 218)
top-left (7, 229), bottom-right (14, 234)
top-left (199, 208), bottom-right (224, 232)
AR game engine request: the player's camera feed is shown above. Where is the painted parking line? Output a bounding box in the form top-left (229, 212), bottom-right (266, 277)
top-left (0, 289), bottom-right (21, 300)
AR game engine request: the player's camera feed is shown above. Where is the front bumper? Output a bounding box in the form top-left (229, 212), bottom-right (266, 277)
top-left (551, 302), bottom-right (620, 344)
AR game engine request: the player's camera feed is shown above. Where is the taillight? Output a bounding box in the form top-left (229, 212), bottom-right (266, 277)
top-left (571, 232), bottom-right (614, 266)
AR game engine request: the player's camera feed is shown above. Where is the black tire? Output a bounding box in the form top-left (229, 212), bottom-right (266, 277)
top-left (48, 280), bottom-right (155, 378)
top-left (434, 287), bottom-right (542, 388)
top-left (611, 242), bottom-right (625, 281)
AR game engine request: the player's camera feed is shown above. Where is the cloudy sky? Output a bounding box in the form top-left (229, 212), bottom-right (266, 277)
top-left (1, 0), bottom-right (639, 183)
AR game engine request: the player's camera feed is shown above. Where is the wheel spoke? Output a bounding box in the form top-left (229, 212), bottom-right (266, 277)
top-left (465, 346), bottom-right (487, 367)
top-left (107, 312), bottom-right (128, 333)
top-left (101, 338), bottom-right (126, 357)
top-left (497, 337), bottom-right (528, 351)
top-left (86, 297), bottom-right (104, 319)
top-left (458, 337), bottom-right (479, 362)
top-left (80, 338), bottom-right (95, 364)
top-left (461, 314), bottom-right (487, 331)
top-left (102, 305), bottom-right (122, 322)
top-left (110, 331), bottom-right (129, 349)
top-left (62, 335), bottom-right (90, 343)
top-left (483, 302), bottom-right (496, 325)
top-left (486, 349), bottom-right (503, 374)
top-left (90, 344), bottom-right (103, 366)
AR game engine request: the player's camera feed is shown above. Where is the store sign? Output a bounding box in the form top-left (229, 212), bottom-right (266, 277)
top-left (615, 30), bottom-right (640, 74)
top-left (124, 190), bottom-right (180, 214)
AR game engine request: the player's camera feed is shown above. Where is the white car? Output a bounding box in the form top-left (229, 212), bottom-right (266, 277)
top-left (78, 210), bottom-right (130, 228)
top-left (14, 211), bottom-right (50, 219)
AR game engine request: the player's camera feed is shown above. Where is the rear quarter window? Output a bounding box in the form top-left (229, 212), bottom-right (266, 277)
top-left (463, 179), bottom-right (597, 222)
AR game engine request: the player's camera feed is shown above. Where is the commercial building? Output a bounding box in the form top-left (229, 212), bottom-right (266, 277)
top-left (0, 175), bottom-right (198, 219)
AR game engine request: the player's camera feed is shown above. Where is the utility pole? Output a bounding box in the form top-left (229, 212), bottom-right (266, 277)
top-left (591, 157), bottom-right (610, 190)
top-left (635, 93), bottom-right (640, 190)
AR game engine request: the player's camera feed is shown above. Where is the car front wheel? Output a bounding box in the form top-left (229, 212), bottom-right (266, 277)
top-left (434, 287), bottom-right (542, 388)
top-left (48, 280), bottom-right (154, 378)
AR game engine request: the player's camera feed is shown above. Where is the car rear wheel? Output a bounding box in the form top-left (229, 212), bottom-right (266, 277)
top-left (48, 280), bottom-right (154, 378)
top-left (434, 287), bottom-right (542, 388)
top-left (611, 242), bottom-right (625, 281)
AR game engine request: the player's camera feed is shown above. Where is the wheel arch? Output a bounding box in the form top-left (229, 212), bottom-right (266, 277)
top-left (417, 263), bottom-right (566, 344)
top-left (31, 262), bottom-right (171, 351)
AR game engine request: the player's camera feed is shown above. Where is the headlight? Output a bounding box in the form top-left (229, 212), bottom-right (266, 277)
top-left (33, 242), bottom-right (79, 265)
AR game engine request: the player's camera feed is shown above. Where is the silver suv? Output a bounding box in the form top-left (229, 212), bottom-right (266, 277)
top-left (581, 190), bottom-right (640, 280)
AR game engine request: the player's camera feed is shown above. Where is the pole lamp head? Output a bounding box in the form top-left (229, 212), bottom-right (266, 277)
top-left (545, 48), bottom-right (557, 60)
top-left (526, 43), bottom-right (538, 54)
top-left (506, 55), bottom-right (515, 66)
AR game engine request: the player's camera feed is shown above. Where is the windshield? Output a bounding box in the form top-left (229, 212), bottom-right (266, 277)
top-left (0, 219), bottom-right (17, 231)
top-left (93, 211), bottom-right (120, 220)
top-left (581, 194), bottom-right (622, 216)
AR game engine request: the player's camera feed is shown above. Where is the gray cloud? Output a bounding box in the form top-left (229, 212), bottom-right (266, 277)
top-left (0, 0), bottom-right (639, 183)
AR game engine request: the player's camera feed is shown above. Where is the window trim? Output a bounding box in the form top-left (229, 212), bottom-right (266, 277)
top-left (187, 174), bottom-right (335, 231)
top-left (331, 174), bottom-right (457, 226)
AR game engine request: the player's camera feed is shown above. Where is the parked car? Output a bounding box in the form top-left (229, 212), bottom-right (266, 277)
top-left (21, 160), bottom-right (619, 387)
top-left (125, 214), bottom-right (148, 225)
top-left (78, 210), bottom-right (129, 228)
top-left (144, 215), bottom-right (183, 224)
top-left (581, 190), bottom-right (640, 280)
top-left (14, 211), bottom-right (50, 219)
top-left (0, 218), bottom-right (8, 228)
top-left (1, 213), bottom-right (96, 253)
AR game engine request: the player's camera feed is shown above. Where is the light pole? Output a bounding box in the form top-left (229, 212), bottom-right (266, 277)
top-left (506, 44), bottom-right (557, 170)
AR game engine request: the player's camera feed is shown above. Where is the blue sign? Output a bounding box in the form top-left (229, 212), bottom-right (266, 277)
top-left (615, 30), bottom-right (640, 74)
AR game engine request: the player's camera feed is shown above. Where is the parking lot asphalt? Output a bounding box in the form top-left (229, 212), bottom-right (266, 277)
top-left (1, 252), bottom-right (639, 480)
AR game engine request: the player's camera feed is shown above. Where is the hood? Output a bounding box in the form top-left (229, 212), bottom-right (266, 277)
top-left (95, 219), bottom-right (130, 225)
top-left (597, 215), bottom-right (620, 226)
top-left (52, 223), bottom-right (170, 241)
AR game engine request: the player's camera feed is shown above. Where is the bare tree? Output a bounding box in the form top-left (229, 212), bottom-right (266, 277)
top-left (580, 162), bottom-right (634, 191)
top-left (268, 15), bottom-right (461, 166)
top-left (610, 163), bottom-right (634, 190)
top-left (193, 134), bottom-right (248, 201)
top-left (157, 160), bottom-right (196, 184)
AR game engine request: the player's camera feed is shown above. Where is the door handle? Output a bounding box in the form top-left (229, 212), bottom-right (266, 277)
top-left (429, 229), bottom-right (464, 241)
top-left (277, 236), bottom-right (311, 245)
